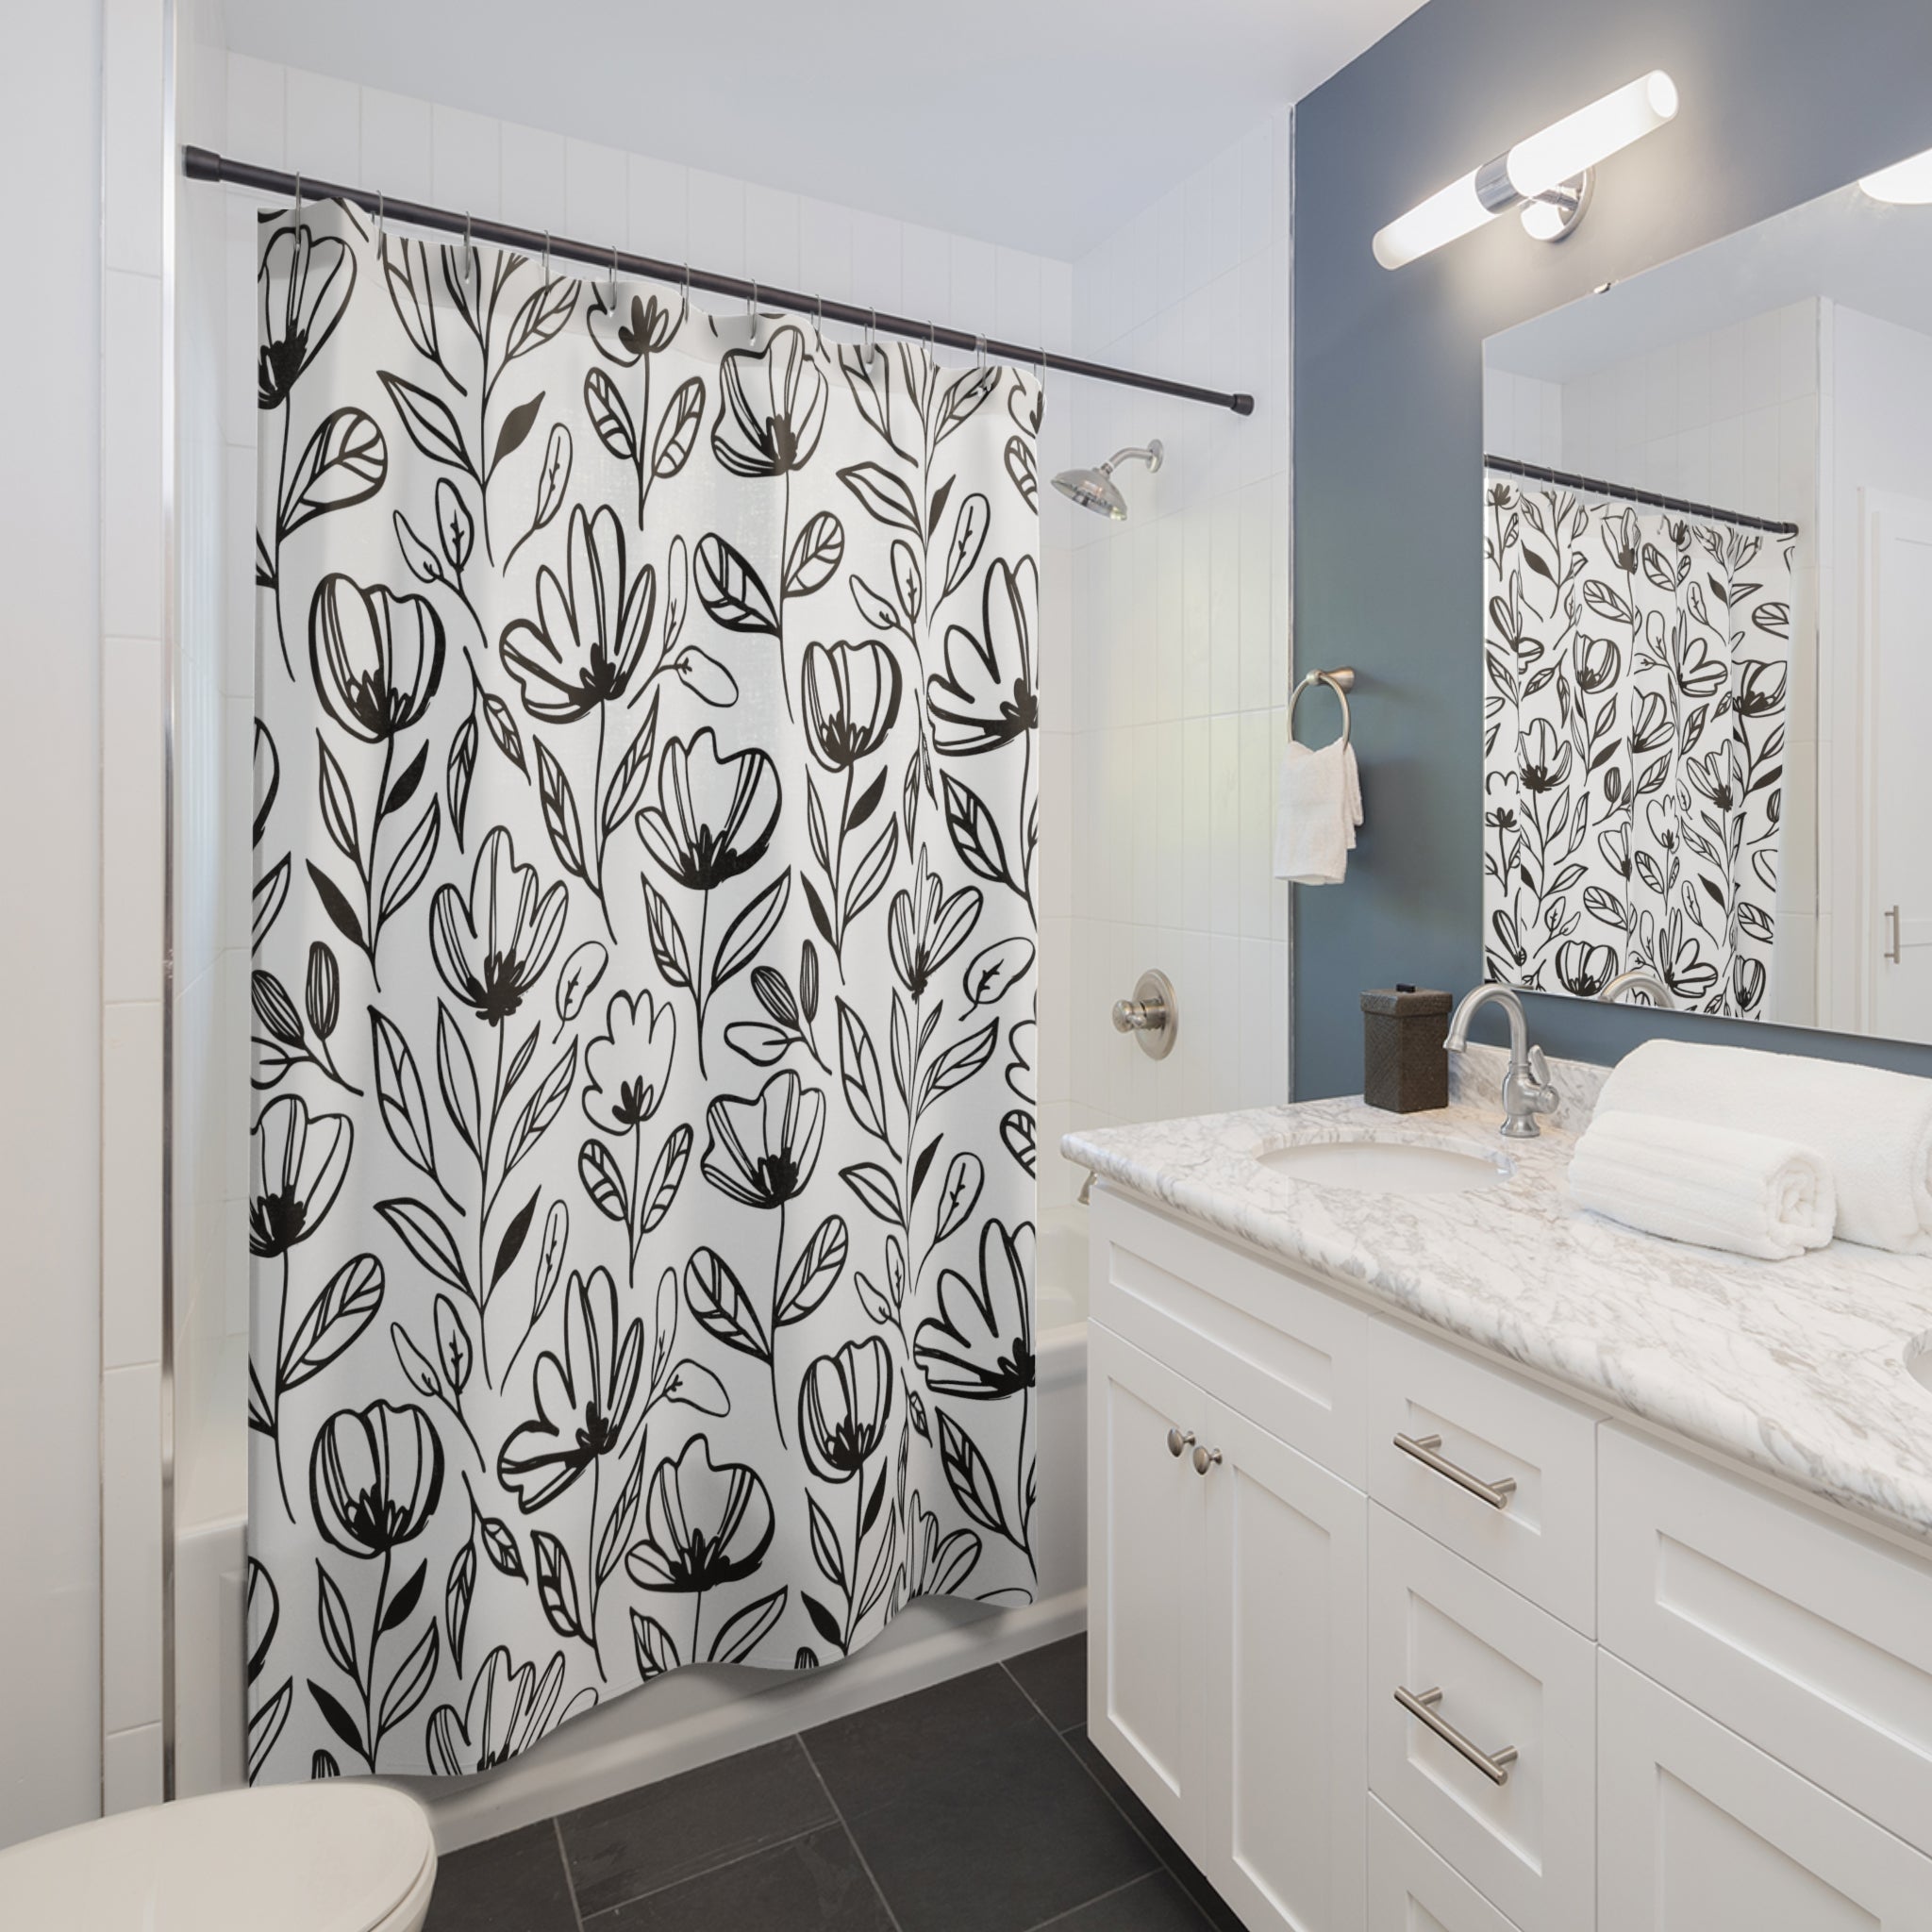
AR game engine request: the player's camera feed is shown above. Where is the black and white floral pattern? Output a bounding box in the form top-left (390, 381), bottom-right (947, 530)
top-left (1481, 473), bottom-right (1791, 1018)
top-left (247, 201), bottom-right (1041, 1781)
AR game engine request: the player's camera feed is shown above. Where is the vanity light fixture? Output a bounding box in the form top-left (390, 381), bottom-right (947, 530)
top-left (1372, 70), bottom-right (1679, 270)
top-left (1859, 146), bottom-right (1932, 204)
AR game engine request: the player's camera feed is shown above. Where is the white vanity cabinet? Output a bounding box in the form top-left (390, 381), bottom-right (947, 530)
top-left (1084, 1186), bottom-right (1932, 1932)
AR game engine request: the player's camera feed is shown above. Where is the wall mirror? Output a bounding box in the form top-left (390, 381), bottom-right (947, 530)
top-left (1482, 145), bottom-right (1932, 1045)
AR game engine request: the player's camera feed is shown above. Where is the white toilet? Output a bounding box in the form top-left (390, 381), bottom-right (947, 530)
top-left (0, 1782), bottom-right (436, 1930)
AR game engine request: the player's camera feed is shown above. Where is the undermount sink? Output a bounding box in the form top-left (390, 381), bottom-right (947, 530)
top-left (1905, 1335), bottom-right (1932, 1397)
top-left (1253, 1137), bottom-right (1511, 1196)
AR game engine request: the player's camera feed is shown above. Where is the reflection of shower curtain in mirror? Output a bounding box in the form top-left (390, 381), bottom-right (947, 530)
top-left (246, 201), bottom-right (1041, 1782)
top-left (1481, 472), bottom-right (1791, 1017)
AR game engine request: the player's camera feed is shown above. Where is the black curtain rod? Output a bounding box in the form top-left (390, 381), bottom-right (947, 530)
top-left (183, 145), bottom-right (1255, 417)
top-left (1484, 454), bottom-right (1798, 538)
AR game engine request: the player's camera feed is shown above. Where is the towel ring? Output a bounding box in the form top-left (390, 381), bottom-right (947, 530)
top-left (1287, 666), bottom-right (1356, 750)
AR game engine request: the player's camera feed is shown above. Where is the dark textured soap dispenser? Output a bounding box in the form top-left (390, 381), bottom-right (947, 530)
top-left (1359, 984), bottom-right (1452, 1113)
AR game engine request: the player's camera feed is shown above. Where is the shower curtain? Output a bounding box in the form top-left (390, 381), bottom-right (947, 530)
top-left (1481, 472), bottom-right (1791, 1018)
top-left (246, 201), bottom-right (1041, 1780)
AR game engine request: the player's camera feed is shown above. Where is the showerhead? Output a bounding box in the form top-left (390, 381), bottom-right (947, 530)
top-left (1052, 439), bottom-right (1163, 519)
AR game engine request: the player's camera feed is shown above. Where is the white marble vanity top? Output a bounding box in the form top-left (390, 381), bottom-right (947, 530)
top-left (1061, 1068), bottom-right (1932, 1545)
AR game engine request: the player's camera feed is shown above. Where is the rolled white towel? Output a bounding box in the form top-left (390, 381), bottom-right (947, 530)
top-left (1594, 1039), bottom-right (1932, 1256)
top-left (1568, 1112), bottom-right (1835, 1260)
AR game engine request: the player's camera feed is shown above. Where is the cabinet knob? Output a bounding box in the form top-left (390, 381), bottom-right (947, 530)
top-left (1191, 1445), bottom-right (1223, 1476)
top-left (1166, 1426), bottom-right (1195, 1458)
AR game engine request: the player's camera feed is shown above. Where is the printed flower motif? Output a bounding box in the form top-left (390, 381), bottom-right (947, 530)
top-left (710, 325), bottom-right (826, 477)
top-left (799, 1336), bottom-right (895, 1483)
top-left (590, 290), bottom-right (677, 365)
top-left (1733, 957), bottom-right (1767, 1012)
top-left (1672, 630), bottom-right (1728, 698)
top-left (1629, 689), bottom-right (1673, 754)
top-left (1598, 824), bottom-right (1632, 879)
top-left (889, 843), bottom-right (982, 997)
top-left (1600, 509), bottom-right (1641, 575)
top-left (914, 1219), bottom-right (1035, 1402)
top-left (1686, 747), bottom-right (1738, 811)
top-left (425, 1647), bottom-right (584, 1774)
top-left (500, 504), bottom-right (656, 723)
top-left (1573, 633), bottom-right (1621, 693)
top-left (1516, 719), bottom-right (1572, 793)
top-left (701, 1070), bottom-right (824, 1209)
top-left (582, 991), bottom-right (676, 1133)
top-left (430, 828), bottom-right (569, 1027)
top-left (625, 1435), bottom-right (774, 1591)
top-left (258, 222), bottom-right (356, 409)
top-left (308, 574), bottom-right (445, 743)
top-left (1661, 930), bottom-right (1720, 1003)
top-left (1556, 941), bottom-right (1619, 998)
top-left (248, 1093), bottom-right (353, 1257)
top-left (498, 1269), bottom-right (643, 1512)
top-left (638, 730), bottom-right (781, 891)
top-left (800, 641), bottom-right (902, 772)
top-left (928, 557), bottom-right (1040, 755)
top-left (1737, 660), bottom-right (1787, 717)
top-left (309, 1400), bottom-right (444, 1559)
top-left (1487, 481), bottom-right (1515, 509)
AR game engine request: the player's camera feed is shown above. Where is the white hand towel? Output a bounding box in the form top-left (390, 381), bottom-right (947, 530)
top-left (1567, 1112), bottom-right (1835, 1260)
top-left (1594, 1039), bottom-right (1932, 1256)
top-left (1274, 741), bottom-right (1363, 885)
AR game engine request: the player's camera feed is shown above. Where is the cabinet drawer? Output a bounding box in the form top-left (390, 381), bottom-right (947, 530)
top-left (1599, 1652), bottom-right (1932, 1931)
top-left (1366, 1316), bottom-right (1597, 1634)
top-left (1091, 1191), bottom-right (1367, 1483)
top-left (1367, 1796), bottom-right (1522, 1932)
top-left (1600, 1423), bottom-right (1932, 1859)
top-left (1369, 1507), bottom-right (1594, 1932)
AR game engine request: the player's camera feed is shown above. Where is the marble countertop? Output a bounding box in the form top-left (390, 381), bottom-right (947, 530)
top-left (1061, 1077), bottom-right (1932, 1544)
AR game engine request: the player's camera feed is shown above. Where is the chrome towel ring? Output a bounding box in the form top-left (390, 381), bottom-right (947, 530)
top-left (1287, 666), bottom-right (1356, 749)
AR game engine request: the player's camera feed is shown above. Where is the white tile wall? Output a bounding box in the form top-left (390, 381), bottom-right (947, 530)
top-left (1053, 112), bottom-right (1292, 1203)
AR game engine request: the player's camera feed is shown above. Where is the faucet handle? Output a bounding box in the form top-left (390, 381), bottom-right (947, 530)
top-left (1528, 1044), bottom-right (1550, 1085)
top-left (1525, 1045), bottom-right (1558, 1114)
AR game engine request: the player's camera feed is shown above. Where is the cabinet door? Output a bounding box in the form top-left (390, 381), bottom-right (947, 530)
top-left (1600, 1653), bottom-right (1932, 1931)
top-left (1088, 1323), bottom-right (1210, 1847)
top-left (1198, 1390), bottom-right (1367, 1932)
top-left (1367, 1796), bottom-right (1520, 1932)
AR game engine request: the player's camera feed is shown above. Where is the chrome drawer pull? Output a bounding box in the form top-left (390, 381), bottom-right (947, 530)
top-left (1394, 1685), bottom-right (1519, 1786)
top-left (1166, 1426), bottom-right (1195, 1458)
top-left (1393, 1432), bottom-right (1517, 1510)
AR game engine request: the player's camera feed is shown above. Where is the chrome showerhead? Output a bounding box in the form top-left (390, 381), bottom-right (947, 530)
top-left (1052, 439), bottom-right (1163, 519)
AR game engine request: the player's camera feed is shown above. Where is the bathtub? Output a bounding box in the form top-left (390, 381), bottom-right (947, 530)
top-left (175, 1206), bottom-right (1092, 1850)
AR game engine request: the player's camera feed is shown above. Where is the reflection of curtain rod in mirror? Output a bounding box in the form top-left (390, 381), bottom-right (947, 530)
top-left (1373, 71), bottom-right (1678, 270)
top-left (1483, 455), bottom-right (1798, 540)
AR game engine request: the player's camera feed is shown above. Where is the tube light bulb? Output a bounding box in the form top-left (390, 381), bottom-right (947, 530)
top-left (1860, 147), bottom-right (1932, 205)
top-left (1507, 71), bottom-right (1678, 201)
top-left (1371, 168), bottom-right (1491, 271)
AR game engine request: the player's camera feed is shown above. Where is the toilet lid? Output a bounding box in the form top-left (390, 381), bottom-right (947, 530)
top-left (0, 1783), bottom-right (435, 1932)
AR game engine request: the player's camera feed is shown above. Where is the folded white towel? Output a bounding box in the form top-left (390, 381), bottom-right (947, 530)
top-left (1274, 740), bottom-right (1363, 885)
top-left (1568, 1112), bottom-right (1835, 1260)
top-left (1595, 1039), bottom-right (1932, 1256)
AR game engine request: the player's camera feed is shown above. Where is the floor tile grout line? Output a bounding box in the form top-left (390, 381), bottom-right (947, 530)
top-left (570, 1815), bottom-right (841, 1923)
top-left (552, 1816), bottom-right (588, 1932)
top-left (998, 1655), bottom-right (1070, 1736)
top-left (796, 1727), bottom-right (908, 1932)
top-left (1018, 1871), bottom-right (1164, 1932)
top-left (1046, 1718), bottom-right (1217, 1919)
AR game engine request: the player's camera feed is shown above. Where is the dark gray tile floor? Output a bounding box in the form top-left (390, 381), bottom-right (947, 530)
top-left (425, 1635), bottom-right (1237, 1932)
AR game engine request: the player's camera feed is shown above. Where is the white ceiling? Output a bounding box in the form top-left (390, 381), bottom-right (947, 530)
top-left (222, 0), bottom-right (1426, 259)
top-left (1489, 176), bottom-right (1932, 383)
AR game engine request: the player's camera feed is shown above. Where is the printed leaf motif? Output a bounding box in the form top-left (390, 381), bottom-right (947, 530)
top-left (375, 1198), bottom-right (473, 1303)
top-left (280, 1255), bottom-right (384, 1390)
top-left (938, 1410), bottom-right (1009, 1540)
top-left (281, 407), bottom-right (387, 538)
top-left (775, 1215), bottom-right (848, 1326)
top-left (535, 741), bottom-right (588, 882)
top-left (638, 1123), bottom-right (693, 1238)
top-left (708, 1588), bottom-right (788, 1664)
top-left (377, 1623), bottom-right (439, 1736)
top-left (941, 774), bottom-right (1011, 891)
top-left (784, 511), bottom-right (845, 598)
top-left (579, 1139), bottom-right (628, 1222)
top-left (502, 1043), bottom-right (579, 1177)
top-left (684, 1247), bottom-right (770, 1360)
top-left (533, 1532), bottom-right (585, 1640)
top-left (378, 371), bottom-right (475, 476)
top-left (652, 377), bottom-right (706, 479)
top-left (694, 533), bottom-right (780, 635)
top-left (491, 391), bottom-right (545, 474)
top-left (712, 871), bottom-right (791, 991)
top-left (444, 1541), bottom-right (475, 1673)
top-left (838, 460), bottom-right (922, 537)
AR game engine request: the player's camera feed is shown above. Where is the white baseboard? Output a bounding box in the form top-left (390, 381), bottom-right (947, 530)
top-left (417, 1588), bottom-right (1088, 1855)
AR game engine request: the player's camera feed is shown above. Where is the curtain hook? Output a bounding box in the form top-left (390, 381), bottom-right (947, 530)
top-left (814, 291), bottom-right (825, 352)
top-left (541, 228), bottom-right (551, 282)
top-left (680, 261), bottom-right (691, 325)
top-left (864, 307), bottom-right (877, 361)
top-left (974, 333), bottom-right (988, 373)
top-left (292, 172), bottom-right (303, 225)
top-left (374, 190), bottom-right (385, 259)
top-left (608, 241), bottom-right (619, 306)
top-left (747, 280), bottom-right (759, 341)
top-left (929, 317), bottom-right (938, 359)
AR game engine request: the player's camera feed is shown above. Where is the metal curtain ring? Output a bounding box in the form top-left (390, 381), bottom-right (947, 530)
top-left (865, 308), bottom-right (877, 360)
top-left (374, 190), bottom-right (386, 258)
top-left (975, 333), bottom-right (988, 371)
top-left (681, 261), bottom-right (691, 324)
top-left (1286, 668), bottom-right (1355, 751)
top-left (814, 291), bottom-right (824, 348)
top-left (608, 241), bottom-right (619, 303)
top-left (541, 229), bottom-right (551, 280)
top-left (292, 172), bottom-right (302, 217)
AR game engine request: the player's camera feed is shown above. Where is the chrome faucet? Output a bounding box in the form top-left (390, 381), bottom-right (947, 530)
top-left (1596, 968), bottom-right (1676, 1009)
top-left (1445, 985), bottom-right (1558, 1140)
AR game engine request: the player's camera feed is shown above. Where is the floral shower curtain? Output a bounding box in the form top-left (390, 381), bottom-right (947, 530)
top-left (1481, 472), bottom-right (1791, 1018)
top-left (246, 200), bottom-right (1041, 1781)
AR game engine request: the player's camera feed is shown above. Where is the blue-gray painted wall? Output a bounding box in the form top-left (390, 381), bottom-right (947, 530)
top-left (1291, 0), bottom-right (1932, 1094)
